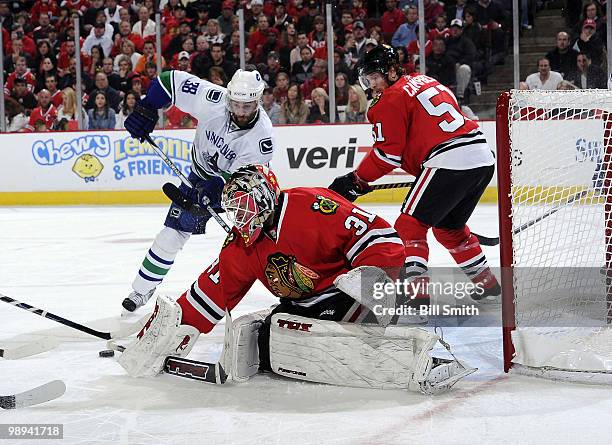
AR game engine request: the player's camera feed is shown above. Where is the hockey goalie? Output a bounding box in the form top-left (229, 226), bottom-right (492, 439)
top-left (118, 165), bottom-right (475, 394)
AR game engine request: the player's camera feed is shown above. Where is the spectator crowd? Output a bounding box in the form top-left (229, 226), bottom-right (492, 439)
top-left (2, 0), bottom-right (518, 132)
top-left (523, 0), bottom-right (608, 91)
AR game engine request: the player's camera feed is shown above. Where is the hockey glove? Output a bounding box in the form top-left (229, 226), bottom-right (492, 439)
top-left (190, 176), bottom-right (225, 209)
top-left (124, 100), bottom-right (159, 141)
top-left (328, 171), bottom-right (372, 202)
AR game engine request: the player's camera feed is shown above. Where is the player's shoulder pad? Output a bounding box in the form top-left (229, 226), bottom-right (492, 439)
top-left (173, 71), bottom-right (225, 99)
top-left (288, 187), bottom-right (345, 216)
top-left (259, 137), bottom-right (274, 155)
top-left (369, 85), bottom-right (404, 110)
top-left (256, 105), bottom-right (274, 128)
top-left (205, 87), bottom-right (224, 104)
top-left (254, 108), bottom-right (275, 155)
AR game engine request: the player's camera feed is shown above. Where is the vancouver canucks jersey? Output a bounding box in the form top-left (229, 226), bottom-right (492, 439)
top-left (157, 70), bottom-right (275, 180)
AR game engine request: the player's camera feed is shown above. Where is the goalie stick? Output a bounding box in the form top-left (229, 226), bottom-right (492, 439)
top-left (107, 343), bottom-right (228, 385)
top-left (107, 307), bottom-right (233, 385)
top-left (0, 380), bottom-right (66, 409)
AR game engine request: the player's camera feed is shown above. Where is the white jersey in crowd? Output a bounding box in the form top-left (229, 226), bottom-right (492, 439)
top-left (158, 70), bottom-right (274, 181)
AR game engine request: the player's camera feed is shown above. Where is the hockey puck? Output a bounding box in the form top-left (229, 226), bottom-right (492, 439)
top-left (99, 349), bottom-right (115, 358)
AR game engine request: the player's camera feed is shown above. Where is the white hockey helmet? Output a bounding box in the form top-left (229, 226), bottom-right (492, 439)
top-left (226, 69), bottom-right (265, 103)
top-left (226, 69), bottom-right (265, 125)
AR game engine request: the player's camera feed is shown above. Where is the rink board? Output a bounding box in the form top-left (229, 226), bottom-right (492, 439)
top-left (1, 122), bottom-right (499, 205)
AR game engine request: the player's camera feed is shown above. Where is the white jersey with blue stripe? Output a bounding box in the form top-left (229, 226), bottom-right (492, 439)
top-left (158, 70), bottom-right (275, 180)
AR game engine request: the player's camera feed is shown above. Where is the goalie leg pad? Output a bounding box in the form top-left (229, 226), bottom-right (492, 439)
top-left (219, 308), bottom-right (271, 382)
top-left (419, 358), bottom-right (477, 395)
top-left (118, 295), bottom-right (199, 377)
top-left (268, 314), bottom-right (475, 393)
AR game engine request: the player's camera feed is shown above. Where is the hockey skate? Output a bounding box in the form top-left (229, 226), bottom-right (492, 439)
top-left (469, 282), bottom-right (501, 304)
top-left (122, 289), bottom-right (155, 312)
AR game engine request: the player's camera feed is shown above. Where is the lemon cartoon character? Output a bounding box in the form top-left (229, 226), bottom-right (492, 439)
top-left (72, 154), bottom-right (104, 182)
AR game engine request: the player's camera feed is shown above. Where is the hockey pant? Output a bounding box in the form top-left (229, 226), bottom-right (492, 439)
top-left (131, 171), bottom-right (222, 295)
top-left (394, 165), bottom-right (499, 298)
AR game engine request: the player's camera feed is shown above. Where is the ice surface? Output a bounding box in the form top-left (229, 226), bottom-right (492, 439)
top-left (2, 204), bottom-right (612, 444)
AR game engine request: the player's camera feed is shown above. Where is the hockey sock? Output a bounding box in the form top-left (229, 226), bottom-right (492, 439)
top-left (395, 214), bottom-right (431, 307)
top-left (432, 225), bottom-right (499, 291)
top-left (132, 227), bottom-right (190, 294)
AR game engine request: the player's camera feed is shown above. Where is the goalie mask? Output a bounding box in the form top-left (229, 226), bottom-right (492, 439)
top-left (226, 69), bottom-right (265, 127)
top-left (222, 164), bottom-right (281, 246)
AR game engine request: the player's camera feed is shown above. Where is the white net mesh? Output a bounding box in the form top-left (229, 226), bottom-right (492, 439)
top-left (506, 89), bottom-right (612, 376)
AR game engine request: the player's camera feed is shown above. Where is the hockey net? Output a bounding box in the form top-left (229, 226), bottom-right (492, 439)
top-left (497, 89), bottom-right (612, 383)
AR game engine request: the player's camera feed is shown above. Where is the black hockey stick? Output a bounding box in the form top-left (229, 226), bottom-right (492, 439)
top-left (0, 380), bottom-right (66, 409)
top-left (459, 188), bottom-right (593, 247)
top-left (1, 293), bottom-right (228, 384)
top-left (370, 181), bottom-right (414, 190)
top-left (166, 180), bottom-right (500, 246)
top-left (142, 135), bottom-right (232, 234)
top-left (510, 189), bottom-right (590, 238)
top-left (0, 294), bottom-right (117, 340)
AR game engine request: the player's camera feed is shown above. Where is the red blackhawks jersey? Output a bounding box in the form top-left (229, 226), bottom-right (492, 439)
top-left (177, 187), bottom-right (405, 333)
top-left (356, 74), bottom-right (494, 181)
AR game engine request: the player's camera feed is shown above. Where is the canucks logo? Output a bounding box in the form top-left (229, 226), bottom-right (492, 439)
top-left (264, 253), bottom-right (320, 299)
top-left (72, 154), bottom-right (104, 183)
top-left (311, 195), bottom-right (339, 215)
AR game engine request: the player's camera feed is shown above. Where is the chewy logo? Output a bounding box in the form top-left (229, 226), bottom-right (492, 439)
top-left (32, 135), bottom-right (111, 166)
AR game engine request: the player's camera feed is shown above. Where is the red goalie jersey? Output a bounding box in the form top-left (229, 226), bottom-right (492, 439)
top-left (356, 74), bottom-right (493, 181)
top-left (177, 187), bottom-right (406, 333)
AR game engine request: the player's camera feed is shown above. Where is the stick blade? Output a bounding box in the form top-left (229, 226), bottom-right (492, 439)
top-left (0, 337), bottom-right (59, 360)
top-left (474, 233), bottom-right (500, 246)
top-left (0, 380), bottom-right (66, 409)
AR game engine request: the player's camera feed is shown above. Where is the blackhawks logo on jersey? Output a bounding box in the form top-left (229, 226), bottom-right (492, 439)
top-left (222, 232), bottom-right (236, 249)
top-left (369, 92), bottom-right (382, 108)
top-left (265, 253), bottom-right (320, 299)
top-left (311, 195), bottom-right (339, 215)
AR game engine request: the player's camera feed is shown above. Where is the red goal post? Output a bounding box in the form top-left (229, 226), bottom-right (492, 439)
top-left (496, 89), bottom-right (612, 382)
